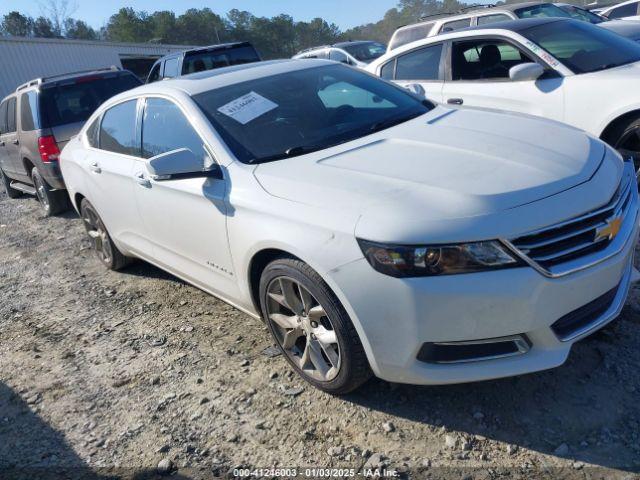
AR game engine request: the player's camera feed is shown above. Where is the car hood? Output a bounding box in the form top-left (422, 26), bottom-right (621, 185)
top-left (254, 106), bottom-right (605, 227)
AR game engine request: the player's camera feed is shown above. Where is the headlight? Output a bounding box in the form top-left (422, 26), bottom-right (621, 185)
top-left (357, 239), bottom-right (522, 277)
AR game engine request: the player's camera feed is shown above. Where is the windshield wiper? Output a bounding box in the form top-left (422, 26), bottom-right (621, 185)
top-left (252, 144), bottom-right (327, 164)
top-left (368, 112), bottom-right (422, 134)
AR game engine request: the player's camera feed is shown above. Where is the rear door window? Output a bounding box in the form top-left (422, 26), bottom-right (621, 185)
top-left (99, 100), bottom-right (139, 156)
top-left (147, 63), bottom-right (161, 83)
top-left (389, 23), bottom-right (434, 51)
top-left (395, 44), bottom-right (443, 81)
top-left (141, 98), bottom-right (207, 160)
top-left (85, 116), bottom-right (101, 148)
top-left (20, 91), bottom-right (40, 131)
top-left (6, 98), bottom-right (16, 133)
top-left (476, 13), bottom-right (512, 25)
top-left (380, 60), bottom-right (395, 79)
top-left (40, 74), bottom-right (141, 128)
top-left (0, 101), bottom-right (7, 134)
top-left (163, 57), bottom-right (180, 78)
top-left (440, 18), bottom-right (471, 33)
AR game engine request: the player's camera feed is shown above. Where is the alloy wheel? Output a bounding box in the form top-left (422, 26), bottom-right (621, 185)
top-left (33, 174), bottom-right (50, 212)
top-left (82, 207), bottom-right (113, 265)
top-left (266, 277), bottom-right (341, 382)
top-left (615, 127), bottom-right (640, 175)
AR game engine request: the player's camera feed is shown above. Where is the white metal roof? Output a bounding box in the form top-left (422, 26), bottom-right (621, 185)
top-left (0, 36), bottom-right (195, 99)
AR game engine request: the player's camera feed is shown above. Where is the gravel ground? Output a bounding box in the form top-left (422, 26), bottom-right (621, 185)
top-left (1, 190), bottom-right (640, 480)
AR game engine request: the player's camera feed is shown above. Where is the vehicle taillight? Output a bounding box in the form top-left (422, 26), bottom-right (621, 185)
top-left (38, 135), bottom-right (61, 163)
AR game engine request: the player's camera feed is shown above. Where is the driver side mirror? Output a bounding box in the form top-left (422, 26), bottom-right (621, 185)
top-left (509, 63), bottom-right (545, 82)
top-left (405, 83), bottom-right (426, 99)
top-left (146, 148), bottom-right (221, 181)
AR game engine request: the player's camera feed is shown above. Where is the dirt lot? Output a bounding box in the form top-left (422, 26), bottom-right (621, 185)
top-left (1, 189), bottom-right (640, 480)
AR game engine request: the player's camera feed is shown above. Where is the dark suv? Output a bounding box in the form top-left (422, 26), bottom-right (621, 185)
top-left (0, 67), bottom-right (141, 215)
top-left (146, 42), bottom-right (261, 83)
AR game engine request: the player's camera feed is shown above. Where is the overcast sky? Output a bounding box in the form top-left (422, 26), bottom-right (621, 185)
top-left (1, 0), bottom-right (402, 30)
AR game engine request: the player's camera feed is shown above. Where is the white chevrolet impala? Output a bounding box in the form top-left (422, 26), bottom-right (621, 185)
top-left (60, 60), bottom-right (639, 393)
top-left (368, 18), bottom-right (640, 170)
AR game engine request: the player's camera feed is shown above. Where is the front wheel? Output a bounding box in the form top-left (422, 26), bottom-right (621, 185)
top-left (609, 116), bottom-right (640, 175)
top-left (80, 198), bottom-right (132, 271)
top-left (259, 257), bottom-right (372, 394)
top-left (1, 168), bottom-right (22, 199)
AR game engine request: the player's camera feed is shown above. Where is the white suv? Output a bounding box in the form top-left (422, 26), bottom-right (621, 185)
top-left (370, 18), bottom-right (640, 170)
top-left (60, 60), bottom-right (638, 393)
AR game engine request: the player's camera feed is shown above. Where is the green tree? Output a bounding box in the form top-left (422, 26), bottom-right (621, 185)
top-left (105, 7), bottom-right (152, 43)
top-left (175, 8), bottom-right (227, 45)
top-left (149, 10), bottom-right (177, 44)
top-left (1, 11), bottom-right (33, 37)
top-left (33, 17), bottom-right (57, 38)
top-left (64, 18), bottom-right (97, 40)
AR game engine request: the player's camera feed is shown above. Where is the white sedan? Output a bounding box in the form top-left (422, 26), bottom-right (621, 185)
top-left (60, 59), bottom-right (638, 393)
top-left (368, 17), bottom-right (640, 168)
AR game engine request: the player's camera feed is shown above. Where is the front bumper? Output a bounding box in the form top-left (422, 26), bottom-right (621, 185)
top-left (329, 205), bottom-right (639, 386)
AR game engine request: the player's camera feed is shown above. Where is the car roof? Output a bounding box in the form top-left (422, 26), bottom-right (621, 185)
top-left (112, 59), bottom-right (334, 100)
top-left (392, 1), bottom-right (553, 34)
top-left (14, 67), bottom-right (134, 93)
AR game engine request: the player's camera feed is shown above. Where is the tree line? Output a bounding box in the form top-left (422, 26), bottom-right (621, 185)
top-left (0, 0), bottom-right (581, 58)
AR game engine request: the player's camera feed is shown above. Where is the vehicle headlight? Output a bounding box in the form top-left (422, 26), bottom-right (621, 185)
top-left (357, 239), bottom-right (522, 277)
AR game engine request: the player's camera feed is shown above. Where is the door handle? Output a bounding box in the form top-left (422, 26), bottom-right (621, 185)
top-left (89, 161), bottom-right (101, 174)
top-left (447, 98), bottom-right (464, 105)
top-left (0, 141), bottom-right (4, 147)
top-left (134, 171), bottom-right (151, 188)
top-left (12, 139), bottom-right (19, 145)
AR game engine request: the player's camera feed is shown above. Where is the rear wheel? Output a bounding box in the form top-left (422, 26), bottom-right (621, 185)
top-left (31, 168), bottom-right (69, 216)
top-left (80, 198), bottom-right (132, 271)
top-left (1, 168), bottom-right (22, 199)
top-left (259, 257), bottom-right (372, 394)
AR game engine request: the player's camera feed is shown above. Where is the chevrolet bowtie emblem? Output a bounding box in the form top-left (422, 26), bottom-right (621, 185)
top-left (595, 216), bottom-right (623, 242)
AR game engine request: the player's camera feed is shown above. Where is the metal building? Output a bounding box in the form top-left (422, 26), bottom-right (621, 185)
top-left (0, 36), bottom-right (195, 99)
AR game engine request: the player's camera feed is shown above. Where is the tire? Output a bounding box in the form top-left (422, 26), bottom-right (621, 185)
top-left (607, 115), bottom-right (640, 175)
top-left (259, 257), bottom-right (372, 394)
top-left (31, 167), bottom-right (69, 216)
top-left (1, 168), bottom-right (22, 199)
top-left (79, 198), bottom-right (132, 271)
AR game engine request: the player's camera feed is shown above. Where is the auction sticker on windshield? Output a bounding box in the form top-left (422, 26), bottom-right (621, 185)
top-left (218, 91), bottom-right (278, 124)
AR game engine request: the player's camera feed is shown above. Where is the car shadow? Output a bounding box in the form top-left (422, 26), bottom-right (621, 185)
top-left (342, 309), bottom-right (639, 473)
top-left (120, 260), bottom-right (188, 285)
top-left (0, 382), bottom-right (194, 480)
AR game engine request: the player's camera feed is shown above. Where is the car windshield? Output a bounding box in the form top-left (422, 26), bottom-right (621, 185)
top-left (341, 42), bottom-right (387, 63)
top-left (193, 64), bottom-right (431, 164)
top-left (515, 4), bottom-right (572, 18)
top-left (559, 5), bottom-right (606, 23)
top-left (522, 20), bottom-right (640, 73)
top-left (182, 45), bottom-right (261, 74)
top-left (40, 73), bottom-right (141, 127)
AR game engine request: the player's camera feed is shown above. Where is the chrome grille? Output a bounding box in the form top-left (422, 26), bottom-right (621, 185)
top-left (507, 168), bottom-right (636, 276)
